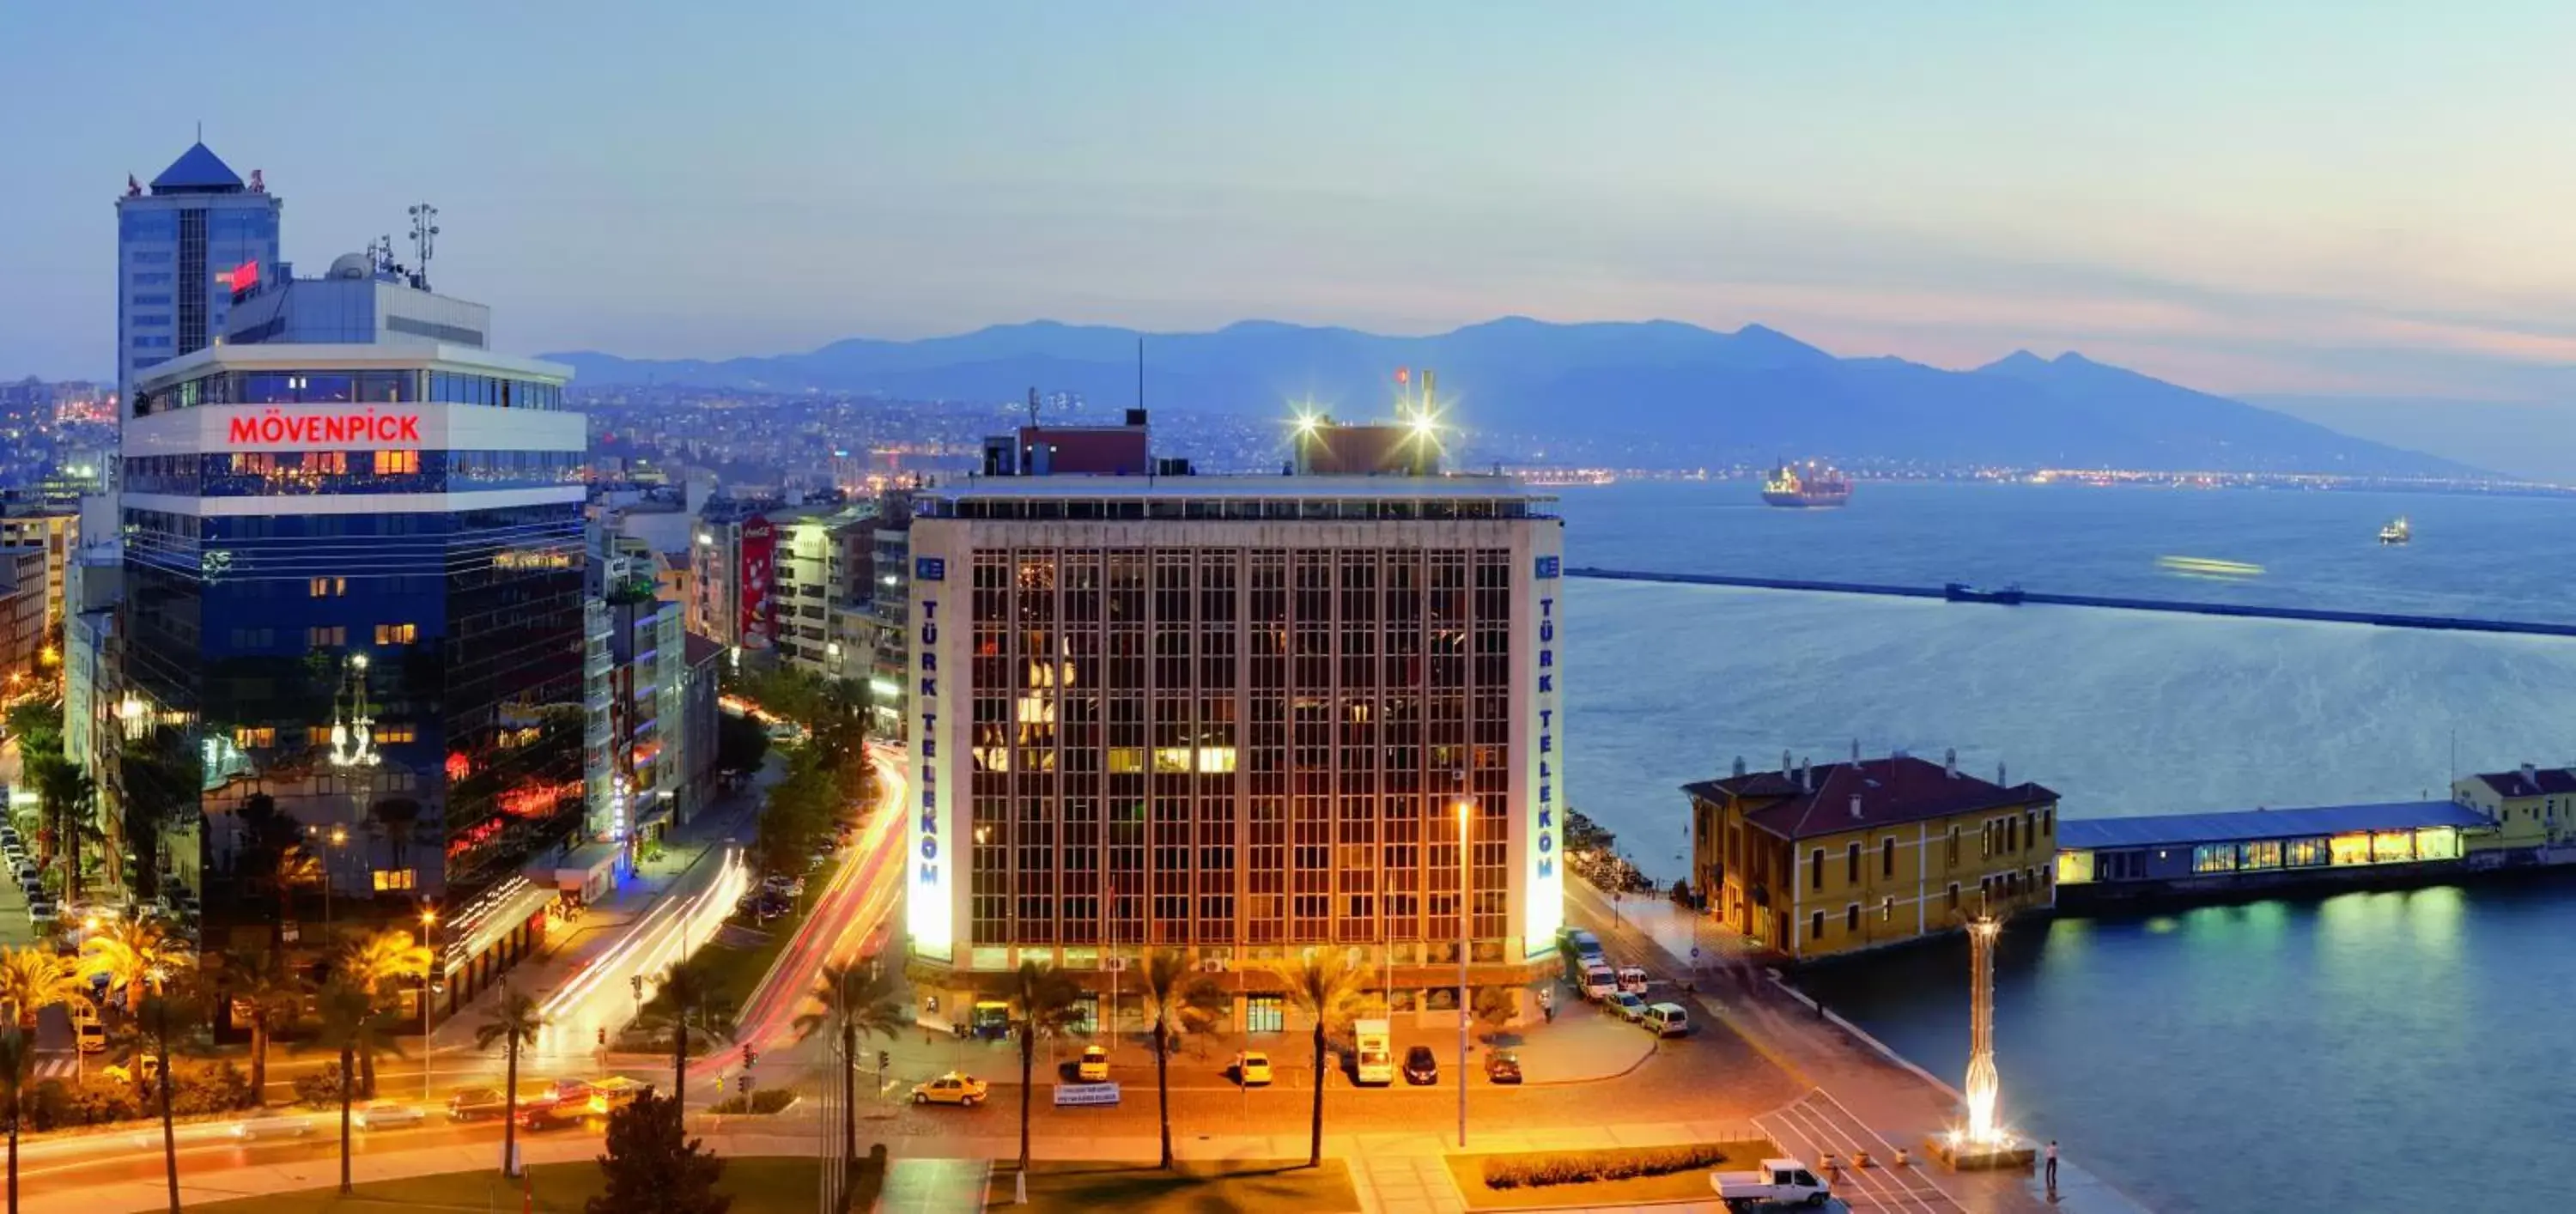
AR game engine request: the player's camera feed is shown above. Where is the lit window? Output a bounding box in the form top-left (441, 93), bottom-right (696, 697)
top-left (373, 450), bottom-right (420, 476)
top-left (313, 451), bottom-right (348, 475)
top-left (307, 626), bottom-right (345, 647)
top-left (310, 577), bottom-right (347, 598)
top-left (372, 869), bottom-right (417, 891)
top-left (375, 622), bottom-right (417, 645)
top-left (234, 726), bottom-right (276, 748)
top-left (374, 724), bottom-right (416, 744)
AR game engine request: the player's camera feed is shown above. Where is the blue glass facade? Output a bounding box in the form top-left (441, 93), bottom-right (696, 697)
top-left (123, 500), bottom-right (586, 939)
top-left (116, 173), bottom-right (282, 400)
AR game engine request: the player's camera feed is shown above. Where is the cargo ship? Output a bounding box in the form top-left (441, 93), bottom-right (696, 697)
top-left (1760, 461), bottom-right (1851, 508)
top-left (2379, 517), bottom-right (2410, 545)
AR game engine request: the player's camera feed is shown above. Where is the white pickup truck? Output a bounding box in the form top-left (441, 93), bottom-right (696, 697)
top-left (1711, 1157), bottom-right (1832, 1210)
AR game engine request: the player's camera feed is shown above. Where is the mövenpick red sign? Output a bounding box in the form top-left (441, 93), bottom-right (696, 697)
top-left (226, 408), bottom-right (422, 445)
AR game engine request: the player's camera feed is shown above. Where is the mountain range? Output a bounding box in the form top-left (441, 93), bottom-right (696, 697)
top-left (544, 319), bottom-right (2469, 476)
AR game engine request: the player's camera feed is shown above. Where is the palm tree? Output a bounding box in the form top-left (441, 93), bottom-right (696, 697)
top-left (205, 948), bottom-right (307, 1099)
top-left (78, 916), bottom-right (188, 1016)
top-left (473, 985), bottom-right (547, 1179)
top-left (1138, 950), bottom-right (1229, 1169)
top-left (1276, 948), bottom-right (1369, 1168)
top-left (645, 952), bottom-right (732, 1113)
top-left (306, 982), bottom-right (390, 1195)
top-left (29, 752), bottom-right (92, 904)
top-left (1004, 960), bottom-right (1084, 1172)
top-left (129, 983), bottom-right (205, 1214)
top-left (0, 947), bottom-right (87, 1029)
top-left (337, 929), bottom-right (430, 1096)
top-left (790, 957), bottom-right (908, 1163)
top-left (1, 1027), bottom-right (33, 1214)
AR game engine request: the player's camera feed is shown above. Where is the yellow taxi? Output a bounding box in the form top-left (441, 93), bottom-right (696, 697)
top-left (910, 1071), bottom-right (989, 1107)
top-left (1077, 1045), bottom-right (1110, 1082)
top-left (1231, 1051), bottom-right (1273, 1087)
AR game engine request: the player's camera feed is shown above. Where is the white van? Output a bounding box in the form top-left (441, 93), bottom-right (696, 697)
top-left (1580, 964), bottom-right (1618, 1002)
top-left (1616, 965), bottom-right (1650, 995)
top-left (1643, 1003), bottom-right (1692, 1037)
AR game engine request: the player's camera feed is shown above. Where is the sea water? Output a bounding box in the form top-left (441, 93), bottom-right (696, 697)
top-left (1556, 480), bottom-right (2576, 1214)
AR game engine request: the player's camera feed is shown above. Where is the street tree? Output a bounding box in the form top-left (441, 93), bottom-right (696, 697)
top-left (474, 985), bottom-right (549, 1178)
top-left (1005, 960), bottom-right (1084, 1171)
top-left (337, 928), bottom-right (431, 1095)
top-left (586, 1092), bottom-right (731, 1214)
top-left (790, 957), bottom-right (907, 1165)
top-left (130, 983), bottom-right (208, 1214)
top-left (0, 948), bottom-right (86, 1029)
top-left (305, 982), bottom-right (376, 1194)
top-left (204, 948), bottom-right (307, 1098)
top-left (1277, 948), bottom-right (1369, 1168)
top-left (1139, 949), bottom-right (1229, 1169)
top-left (0, 1027), bottom-right (31, 1214)
top-left (77, 916), bottom-right (189, 1016)
top-left (644, 952), bottom-right (733, 1112)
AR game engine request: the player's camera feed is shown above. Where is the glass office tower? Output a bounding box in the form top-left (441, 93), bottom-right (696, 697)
top-left (115, 143), bottom-right (282, 404)
top-left (120, 310), bottom-right (582, 1015)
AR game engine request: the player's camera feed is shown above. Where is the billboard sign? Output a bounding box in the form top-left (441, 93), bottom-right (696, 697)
top-left (738, 519), bottom-right (776, 648)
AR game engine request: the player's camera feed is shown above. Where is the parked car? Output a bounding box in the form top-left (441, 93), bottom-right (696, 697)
top-left (25, 899), bottom-right (58, 926)
top-left (447, 1087), bottom-right (509, 1120)
top-left (1484, 1049), bottom-right (1523, 1084)
top-left (1712, 1157), bottom-right (1832, 1210)
top-left (1401, 1045), bottom-right (1439, 1086)
top-left (1231, 1051), bottom-right (1273, 1086)
top-left (1643, 1003), bottom-right (1693, 1037)
top-left (1616, 965), bottom-right (1651, 995)
top-left (231, 1114), bottom-right (313, 1141)
top-left (354, 1102), bottom-right (426, 1130)
top-left (911, 1071), bottom-right (988, 1107)
top-left (1076, 1045), bottom-right (1110, 1082)
top-left (1579, 964), bottom-right (1618, 1002)
top-left (1607, 992), bottom-right (1649, 1023)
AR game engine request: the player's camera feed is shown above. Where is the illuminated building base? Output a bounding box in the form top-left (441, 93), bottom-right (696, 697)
top-left (1923, 1131), bottom-right (2035, 1173)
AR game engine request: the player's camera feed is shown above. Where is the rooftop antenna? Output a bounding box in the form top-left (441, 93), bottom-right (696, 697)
top-left (1136, 336), bottom-right (1145, 412)
top-left (1026, 386), bottom-right (1042, 429)
top-left (407, 202), bottom-right (440, 289)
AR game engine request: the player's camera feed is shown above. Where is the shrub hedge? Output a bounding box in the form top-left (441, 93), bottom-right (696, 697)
top-left (707, 1086), bottom-right (798, 1114)
top-left (1481, 1143), bottom-right (1737, 1189)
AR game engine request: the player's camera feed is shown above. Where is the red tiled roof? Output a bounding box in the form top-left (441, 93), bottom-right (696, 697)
top-left (2475, 767), bottom-right (2576, 798)
top-left (1682, 754), bottom-right (2057, 840)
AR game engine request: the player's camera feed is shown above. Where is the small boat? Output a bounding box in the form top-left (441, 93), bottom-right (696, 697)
top-left (2379, 517), bottom-right (2410, 545)
top-left (1944, 582), bottom-right (2026, 605)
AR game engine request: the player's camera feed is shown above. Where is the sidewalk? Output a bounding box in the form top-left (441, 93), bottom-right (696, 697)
top-left (1569, 883), bottom-right (2151, 1214)
top-left (879, 1002), bottom-right (1656, 1095)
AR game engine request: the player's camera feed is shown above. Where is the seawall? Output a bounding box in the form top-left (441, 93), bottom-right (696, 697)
top-left (1566, 567), bottom-right (2576, 638)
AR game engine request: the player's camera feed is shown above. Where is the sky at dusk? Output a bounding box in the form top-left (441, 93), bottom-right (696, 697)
top-left (7, 2), bottom-right (2576, 408)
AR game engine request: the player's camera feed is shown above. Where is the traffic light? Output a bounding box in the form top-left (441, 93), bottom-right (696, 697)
top-left (629, 974), bottom-right (643, 999)
top-left (741, 1043), bottom-right (757, 1068)
top-left (737, 1074), bottom-right (753, 1094)
top-left (878, 1049), bottom-right (890, 1070)
top-left (596, 1026), bottom-right (607, 1047)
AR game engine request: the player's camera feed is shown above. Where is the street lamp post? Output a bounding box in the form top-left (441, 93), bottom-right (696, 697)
top-left (1455, 797), bottom-right (1470, 1149)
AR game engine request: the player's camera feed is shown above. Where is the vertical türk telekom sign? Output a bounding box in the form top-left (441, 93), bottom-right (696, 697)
top-left (738, 518), bottom-right (776, 648)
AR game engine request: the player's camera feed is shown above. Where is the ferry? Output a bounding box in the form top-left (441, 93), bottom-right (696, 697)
top-left (1761, 461), bottom-right (1850, 508)
top-left (2379, 517), bottom-right (2410, 545)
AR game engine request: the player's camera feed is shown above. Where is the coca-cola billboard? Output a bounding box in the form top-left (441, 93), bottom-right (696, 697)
top-left (738, 518), bottom-right (776, 648)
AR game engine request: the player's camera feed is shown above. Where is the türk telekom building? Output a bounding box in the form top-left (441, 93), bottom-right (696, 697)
top-left (120, 259), bottom-right (584, 1020)
top-left (904, 422), bottom-right (1569, 1030)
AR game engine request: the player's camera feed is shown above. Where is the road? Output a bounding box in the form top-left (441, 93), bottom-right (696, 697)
top-left (686, 741), bottom-right (908, 1097)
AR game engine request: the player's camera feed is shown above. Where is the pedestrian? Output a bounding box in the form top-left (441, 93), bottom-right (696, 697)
top-left (1539, 986), bottom-right (1556, 1024)
top-left (2044, 1139), bottom-right (2058, 1196)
